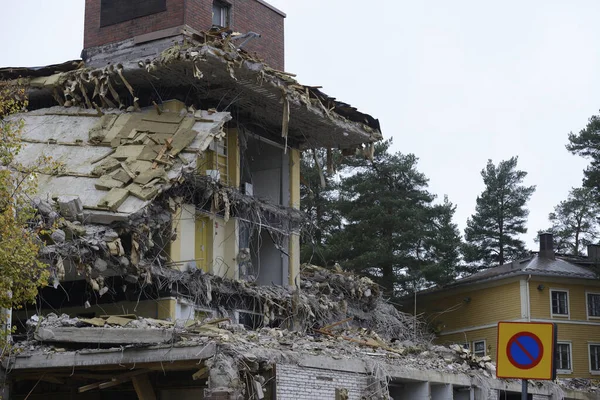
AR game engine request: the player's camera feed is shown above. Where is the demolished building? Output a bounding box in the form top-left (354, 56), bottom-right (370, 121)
top-left (0, 1), bottom-right (599, 399)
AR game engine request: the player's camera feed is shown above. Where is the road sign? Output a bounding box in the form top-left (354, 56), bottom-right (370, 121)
top-left (497, 322), bottom-right (556, 380)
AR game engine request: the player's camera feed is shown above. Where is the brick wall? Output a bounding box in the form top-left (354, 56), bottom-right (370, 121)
top-left (84, 0), bottom-right (285, 70)
top-left (84, 0), bottom-right (185, 48)
top-left (185, 0), bottom-right (285, 70)
top-left (276, 364), bottom-right (369, 400)
top-left (228, 0), bottom-right (285, 70)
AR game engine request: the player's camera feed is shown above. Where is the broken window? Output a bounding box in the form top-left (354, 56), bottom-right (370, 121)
top-left (588, 293), bottom-right (600, 317)
top-left (555, 342), bottom-right (572, 372)
top-left (238, 310), bottom-right (263, 330)
top-left (212, 1), bottom-right (230, 27)
top-left (551, 290), bottom-right (569, 316)
top-left (473, 340), bottom-right (486, 357)
top-left (238, 133), bottom-right (291, 286)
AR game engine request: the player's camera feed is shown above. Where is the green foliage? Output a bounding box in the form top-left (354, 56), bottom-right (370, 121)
top-left (0, 83), bottom-right (50, 344)
top-left (567, 114), bottom-right (600, 195)
top-left (299, 149), bottom-right (341, 266)
top-left (308, 140), bottom-right (462, 298)
top-left (537, 187), bottom-right (599, 256)
top-left (463, 157), bottom-right (535, 271)
top-left (422, 196), bottom-right (462, 286)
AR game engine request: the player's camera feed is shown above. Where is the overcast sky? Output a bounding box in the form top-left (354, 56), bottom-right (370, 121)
top-left (1, 0), bottom-right (599, 250)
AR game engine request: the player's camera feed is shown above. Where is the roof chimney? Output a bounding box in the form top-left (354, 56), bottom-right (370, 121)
top-left (539, 232), bottom-right (555, 259)
top-left (588, 244), bottom-right (600, 260)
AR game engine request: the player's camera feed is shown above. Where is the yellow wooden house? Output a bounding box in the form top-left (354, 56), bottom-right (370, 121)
top-left (410, 233), bottom-right (600, 378)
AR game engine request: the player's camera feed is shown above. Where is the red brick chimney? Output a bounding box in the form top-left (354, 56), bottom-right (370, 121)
top-left (83, 0), bottom-right (286, 70)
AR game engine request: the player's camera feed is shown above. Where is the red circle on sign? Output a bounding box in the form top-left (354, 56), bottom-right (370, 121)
top-left (506, 332), bottom-right (544, 370)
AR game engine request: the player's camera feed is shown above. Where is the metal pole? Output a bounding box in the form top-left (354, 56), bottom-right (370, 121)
top-left (522, 379), bottom-right (528, 400)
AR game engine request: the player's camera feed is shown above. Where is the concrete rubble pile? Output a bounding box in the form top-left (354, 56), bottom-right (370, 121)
top-left (559, 378), bottom-right (600, 394)
top-left (152, 263), bottom-right (431, 342)
top-left (20, 312), bottom-right (495, 379)
top-left (16, 262), bottom-right (494, 378)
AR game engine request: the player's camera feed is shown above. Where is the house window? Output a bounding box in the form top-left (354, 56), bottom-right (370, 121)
top-left (550, 290), bottom-right (569, 316)
top-left (212, 1), bottom-right (230, 27)
top-left (473, 340), bottom-right (486, 357)
top-left (590, 344), bottom-right (600, 374)
top-left (588, 293), bottom-right (600, 317)
top-left (555, 342), bottom-right (572, 373)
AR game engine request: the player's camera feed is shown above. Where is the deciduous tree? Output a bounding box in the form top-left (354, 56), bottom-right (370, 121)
top-left (0, 83), bottom-right (50, 344)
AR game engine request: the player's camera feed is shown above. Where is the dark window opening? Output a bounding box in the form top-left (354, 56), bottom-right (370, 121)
top-left (591, 344), bottom-right (600, 372)
top-left (551, 290), bottom-right (569, 315)
top-left (555, 343), bottom-right (571, 371)
top-left (588, 293), bottom-right (600, 317)
top-left (212, 1), bottom-right (230, 27)
top-left (473, 340), bottom-right (486, 357)
top-left (238, 311), bottom-right (263, 330)
top-left (100, 0), bottom-right (167, 27)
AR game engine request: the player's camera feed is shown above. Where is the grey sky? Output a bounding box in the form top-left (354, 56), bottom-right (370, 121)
top-left (1, 0), bottom-right (598, 250)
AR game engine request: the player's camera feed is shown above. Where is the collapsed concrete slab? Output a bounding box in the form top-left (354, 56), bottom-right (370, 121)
top-left (5, 313), bottom-right (594, 400)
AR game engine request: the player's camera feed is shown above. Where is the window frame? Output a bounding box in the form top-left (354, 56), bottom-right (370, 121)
top-left (472, 339), bottom-right (486, 357)
top-left (549, 289), bottom-right (570, 318)
top-left (589, 343), bottom-right (600, 375)
top-left (555, 341), bottom-right (573, 374)
top-left (212, 1), bottom-right (231, 27)
top-left (586, 292), bottom-right (600, 320)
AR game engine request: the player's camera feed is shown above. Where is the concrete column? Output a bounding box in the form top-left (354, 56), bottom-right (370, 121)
top-left (288, 149), bottom-right (300, 287)
top-left (224, 218), bottom-right (239, 280)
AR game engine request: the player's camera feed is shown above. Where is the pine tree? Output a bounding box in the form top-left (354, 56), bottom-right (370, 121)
top-left (537, 187), bottom-right (599, 256)
top-left (299, 149), bottom-right (342, 265)
top-left (567, 113), bottom-right (600, 195)
top-left (421, 196), bottom-right (462, 286)
top-left (463, 157), bottom-right (535, 271)
top-left (326, 140), bottom-right (462, 297)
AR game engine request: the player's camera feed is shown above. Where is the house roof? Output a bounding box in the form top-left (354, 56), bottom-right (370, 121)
top-left (420, 255), bottom-right (597, 296)
top-left (0, 33), bottom-right (382, 150)
top-left (13, 103), bottom-right (231, 224)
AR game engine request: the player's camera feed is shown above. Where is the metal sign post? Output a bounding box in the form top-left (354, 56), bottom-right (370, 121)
top-left (522, 379), bottom-right (527, 400)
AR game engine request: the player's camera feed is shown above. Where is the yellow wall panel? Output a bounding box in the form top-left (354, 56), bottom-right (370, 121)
top-left (288, 149), bottom-right (301, 286)
top-left (195, 215), bottom-right (210, 272)
top-left (552, 323), bottom-right (600, 378)
top-left (417, 280), bottom-right (521, 333)
top-left (157, 298), bottom-right (177, 321)
top-left (169, 204), bottom-right (182, 262)
top-left (227, 128), bottom-right (240, 188)
top-left (529, 280), bottom-right (600, 321)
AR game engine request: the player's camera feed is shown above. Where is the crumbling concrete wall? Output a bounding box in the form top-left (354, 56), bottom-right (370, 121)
top-left (275, 364), bottom-right (369, 400)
